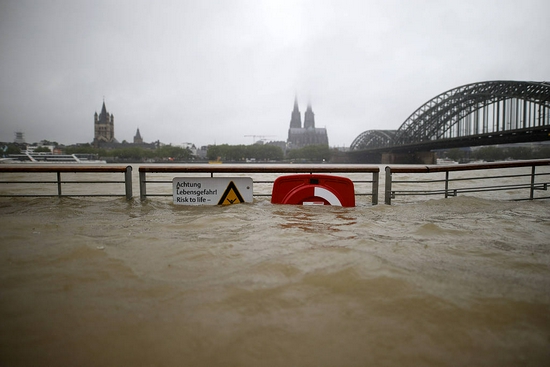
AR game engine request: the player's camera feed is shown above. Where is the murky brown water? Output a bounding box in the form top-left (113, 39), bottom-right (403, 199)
top-left (1, 167), bottom-right (549, 366)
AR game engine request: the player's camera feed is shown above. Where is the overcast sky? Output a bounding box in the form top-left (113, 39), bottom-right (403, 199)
top-left (1, 0), bottom-right (549, 148)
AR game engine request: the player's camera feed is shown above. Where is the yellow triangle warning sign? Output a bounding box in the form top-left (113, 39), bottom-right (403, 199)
top-left (217, 181), bottom-right (245, 205)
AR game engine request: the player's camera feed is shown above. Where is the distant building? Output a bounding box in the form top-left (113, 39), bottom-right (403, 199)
top-left (92, 101), bottom-right (157, 150)
top-left (14, 132), bottom-right (25, 144)
top-left (134, 128), bottom-right (143, 144)
top-left (287, 97), bottom-right (328, 149)
top-left (181, 142), bottom-right (198, 156)
top-left (93, 101), bottom-right (116, 146)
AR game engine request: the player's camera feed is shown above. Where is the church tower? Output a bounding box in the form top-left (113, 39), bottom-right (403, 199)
top-left (134, 128), bottom-right (143, 144)
top-left (304, 102), bottom-right (315, 129)
top-left (289, 96), bottom-right (302, 128)
top-left (94, 101), bottom-right (115, 146)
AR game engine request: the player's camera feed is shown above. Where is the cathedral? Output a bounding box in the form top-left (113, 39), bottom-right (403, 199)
top-left (93, 101), bottom-right (116, 146)
top-left (287, 97), bottom-right (328, 149)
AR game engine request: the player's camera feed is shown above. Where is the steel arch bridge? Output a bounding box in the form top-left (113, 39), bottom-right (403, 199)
top-left (350, 80), bottom-right (550, 151)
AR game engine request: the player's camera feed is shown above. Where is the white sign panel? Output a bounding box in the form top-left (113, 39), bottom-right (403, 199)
top-left (173, 177), bottom-right (253, 205)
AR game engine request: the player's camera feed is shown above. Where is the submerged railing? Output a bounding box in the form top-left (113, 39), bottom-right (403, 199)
top-left (2, 160), bottom-right (550, 205)
top-left (384, 159), bottom-right (550, 205)
top-left (138, 164), bottom-right (380, 205)
top-left (0, 165), bottom-right (133, 199)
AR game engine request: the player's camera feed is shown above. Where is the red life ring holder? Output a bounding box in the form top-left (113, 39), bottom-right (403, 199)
top-left (271, 174), bottom-right (355, 207)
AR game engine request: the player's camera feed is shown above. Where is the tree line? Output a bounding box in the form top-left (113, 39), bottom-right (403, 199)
top-left (2, 142), bottom-right (334, 162)
top-left (7, 141), bottom-right (548, 162)
top-left (0, 143), bottom-right (194, 162)
top-left (65, 144), bottom-right (195, 161)
top-left (206, 144), bottom-right (332, 162)
top-left (206, 144), bottom-right (284, 161)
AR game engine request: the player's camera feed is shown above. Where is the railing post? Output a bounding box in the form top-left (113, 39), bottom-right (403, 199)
top-left (371, 171), bottom-right (379, 205)
top-left (139, 170), bottom-right (147, 200)
top-left (125, 166), bottom-right (133, 200)
top-left (444, 171), bottom-right (450, 198)
top-left (530, 165), bottom-right (536, 200)
top-left (384, 166), bottom-right (392, 205)
top-left (57, 172), bottom-right (62, 197)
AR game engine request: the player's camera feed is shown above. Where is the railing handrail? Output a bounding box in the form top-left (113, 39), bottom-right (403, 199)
top-left (0, 165), bottom-right (131, 173)
top-left (139, 164), bottom-right (380, 204)
top-left (138, 164), bottom-right (380, 174)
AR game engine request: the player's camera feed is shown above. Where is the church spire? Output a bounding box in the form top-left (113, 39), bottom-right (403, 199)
top-left (134, 127), bottom-right (143, 144)
top-left (304, 101), bottom-right (315, 129)
top-left (289, 95), bottom-right (302, 128)
top-left (99, 101), bottom-right (108, 123)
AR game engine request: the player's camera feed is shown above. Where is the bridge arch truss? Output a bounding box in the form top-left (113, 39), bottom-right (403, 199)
top-left (350, 130), bottom-right (396, 150)
top-left (351, 81), bottom-right (550, 150)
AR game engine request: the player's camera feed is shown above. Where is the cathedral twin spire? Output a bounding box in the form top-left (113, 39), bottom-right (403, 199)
top-left (304, 102), bottom-right (315, 129)
top-left (290, 96), bottom-right (315, 129)
top-left (290, 96), bottom-right (302, 128)
top-left (287, 96), bottom-right (328, 148)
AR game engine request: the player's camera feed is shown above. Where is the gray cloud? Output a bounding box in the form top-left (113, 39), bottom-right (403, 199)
top-left (1, 0), bottom-right (549, 147)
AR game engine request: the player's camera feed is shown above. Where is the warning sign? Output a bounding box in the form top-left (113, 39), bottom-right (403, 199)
top-left (173, 177), bottom-right (253, 205)
top-left (217, 181), bottom-right (245, 205)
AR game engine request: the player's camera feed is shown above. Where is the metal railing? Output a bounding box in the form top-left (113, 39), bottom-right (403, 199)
top-left (0, 165), bottom-right (133, 199)
top-left (139, 164), bottom-right (380, 204)
top-left (3, 161), bottom-right (549, 205)
top-left (384, 159), bottom-right (550, 204)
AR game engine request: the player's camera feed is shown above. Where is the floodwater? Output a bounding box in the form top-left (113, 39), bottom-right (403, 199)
top-left (0, 166), bottom-right (549, 366)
